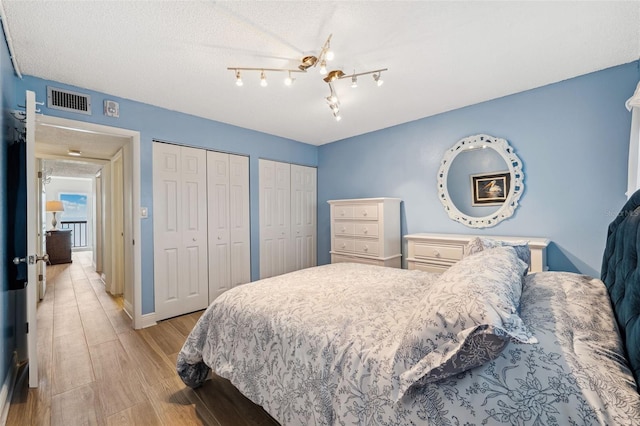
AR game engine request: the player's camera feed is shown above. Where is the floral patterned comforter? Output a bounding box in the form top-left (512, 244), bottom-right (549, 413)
top-left (177, 263), bottom-right (640, 425)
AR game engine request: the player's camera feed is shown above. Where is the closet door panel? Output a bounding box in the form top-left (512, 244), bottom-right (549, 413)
top-left (180, 147), bottom-right (208, 313)
top-left (207, 151), bottom-right (231, 301)
top-left (259, 159), bottom-right (291, 278)
top-left (291, 164), bottom-right (317, 271)
top-left (154, 143), bottom-right (208, 321)
top-left (228, 154), bottom-right (250, 285)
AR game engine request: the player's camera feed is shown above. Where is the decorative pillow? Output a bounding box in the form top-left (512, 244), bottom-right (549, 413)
top-left (391, 246), bottom-right (537, 401)
top-left (464, 237), bottom-right (531, 274)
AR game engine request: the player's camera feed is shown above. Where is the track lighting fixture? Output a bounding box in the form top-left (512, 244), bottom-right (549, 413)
top-left (284, 71), bottom-right (294, 86)
top-left (319, 60), bottom-right (327, 75)
top-left (373, 72), bottom-right (384, 86)
top-left (299, 55), bottom-right (318, 71)
top-left (227, 34), bottom-right (387, 120)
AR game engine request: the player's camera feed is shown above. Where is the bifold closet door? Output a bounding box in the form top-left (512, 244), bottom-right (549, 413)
top-left (259, 159), bottom-right (291, 278)
top-left (153, 143), bottom-right (208, 321)
top-left (260, 159), bottom-right (317, 279)
top-left (207, 151), bottom-right (250, 302)
top-left (291, 164), bottom-right (317, 270)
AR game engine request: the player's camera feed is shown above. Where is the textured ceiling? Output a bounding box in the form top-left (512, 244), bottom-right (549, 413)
top-left (2, 1), bottom-right (639, 146)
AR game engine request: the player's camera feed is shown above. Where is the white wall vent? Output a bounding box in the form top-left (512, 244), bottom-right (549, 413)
top-left (47, 86), bottom-right (92, 115)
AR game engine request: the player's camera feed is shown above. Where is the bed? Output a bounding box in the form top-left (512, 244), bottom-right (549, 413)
top-left (177, 192), bottom-right (640, 425)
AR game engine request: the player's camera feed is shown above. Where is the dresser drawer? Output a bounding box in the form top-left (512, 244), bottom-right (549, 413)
top-left (334, 222), bottom-right (355, 236)
top-left (354, 240), bottom-right (379, 256)
top-left (333, 205), bottom-right (355, 219)
top-left (334, 237), bottom-right (355, 252)
top-left (353, 204), bottom-right (378, 220)
top-left (354, 223), bottom-right (378, 237)
top-left (413, 242), bottom-right (463, 262)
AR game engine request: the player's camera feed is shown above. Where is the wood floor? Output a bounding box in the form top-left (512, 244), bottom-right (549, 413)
top-left (6, 251), bottom-right (280, 426)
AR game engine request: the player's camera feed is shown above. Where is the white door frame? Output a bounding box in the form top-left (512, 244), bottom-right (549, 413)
top-left (34, 114), bottom-right (143, 329)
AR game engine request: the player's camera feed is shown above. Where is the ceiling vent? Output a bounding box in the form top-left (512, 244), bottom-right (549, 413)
top-left (47, 86), bottom-right (92, 115)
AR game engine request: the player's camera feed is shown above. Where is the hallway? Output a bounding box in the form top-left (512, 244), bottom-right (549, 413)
top-left (6, 252), bottom-right (278, 425)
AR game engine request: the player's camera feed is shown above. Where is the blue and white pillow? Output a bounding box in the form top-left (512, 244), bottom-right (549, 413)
top-left (464, 237), bottom-right (531, 274)
top-left (391, 246), bottom-right (537, 401)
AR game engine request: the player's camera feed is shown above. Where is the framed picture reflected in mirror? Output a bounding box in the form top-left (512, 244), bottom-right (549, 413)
top-left (471, 171), bottom-right (510, 206)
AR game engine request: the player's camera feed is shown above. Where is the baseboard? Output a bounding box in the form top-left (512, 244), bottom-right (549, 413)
top-left (0, 353), bottom-right (18, 426)
top-left (139, 312), bottom-right (157, 329)
top-left (123, 299), bottom-right (134, 319)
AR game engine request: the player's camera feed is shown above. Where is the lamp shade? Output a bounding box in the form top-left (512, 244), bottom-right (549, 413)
top-left (46, 200), bottom-right (64, 212)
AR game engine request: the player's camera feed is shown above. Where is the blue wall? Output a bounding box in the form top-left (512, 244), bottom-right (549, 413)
top-left (13, 77), bottom-right (317, 315)
top-left (318, 61), bottom-right (640, 277)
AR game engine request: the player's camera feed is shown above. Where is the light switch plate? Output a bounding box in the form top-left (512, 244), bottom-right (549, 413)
top-left (140, 207), bottom-right (148, 218)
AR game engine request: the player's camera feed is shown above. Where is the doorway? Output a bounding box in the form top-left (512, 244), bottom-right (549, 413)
top-left (34, 114), bottom-right (143, 328)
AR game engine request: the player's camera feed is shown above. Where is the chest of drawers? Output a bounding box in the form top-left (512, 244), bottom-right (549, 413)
top-left (329, 198), bottom-right (401, 268)
top-left (405, 233), bottom-right (549, 273)
top-left (46, 229), bottom-right (73, 265)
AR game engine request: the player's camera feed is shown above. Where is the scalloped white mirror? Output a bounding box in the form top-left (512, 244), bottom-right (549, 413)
top-left (437, 134), bottom-right (524, 228)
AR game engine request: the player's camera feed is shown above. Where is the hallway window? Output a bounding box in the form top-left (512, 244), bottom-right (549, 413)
top-left (59, 193), bottom-right (88, 247)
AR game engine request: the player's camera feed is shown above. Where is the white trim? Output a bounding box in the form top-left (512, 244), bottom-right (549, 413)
top-left (139, 312), bottom-right (157, 329)
top-left (35, 114), bottom-right (144, 329)
top-left (0, 1), bottom-right (22, 78)
top-left (0, 353), bottom-right (18, 426)
top-left (627, 81), bottom-right (640, 199)
top-left (123, 298), bottom-right (134, 320)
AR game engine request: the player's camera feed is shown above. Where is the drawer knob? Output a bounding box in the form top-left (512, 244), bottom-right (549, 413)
top-left (341, 227), bottom-right (346, 232)
top-left (433, 250), bottom-right (440, 257)
top-left (341, 243), bottom-right (346, 249)
top-left (340, 210), bottom-right (345, 216)
top-left (363, 245), bottom-right (369, 252)
top-left (363, 227), bottom-right (368, 234)
top-left (362, 210), bottom-right (367, 216)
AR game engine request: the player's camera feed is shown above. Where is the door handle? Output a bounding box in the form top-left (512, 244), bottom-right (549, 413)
top-left (34, 254), bottom-right (50, 264)
top-left (13, 257), bottom-right (26, 265)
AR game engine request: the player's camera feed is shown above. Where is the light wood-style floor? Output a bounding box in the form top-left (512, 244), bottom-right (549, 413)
top-left (7, 251), bottom-right (279, 425)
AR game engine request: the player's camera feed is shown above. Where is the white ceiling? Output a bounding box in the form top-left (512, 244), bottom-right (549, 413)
top-left (2, 1), bottom-right (639, 147)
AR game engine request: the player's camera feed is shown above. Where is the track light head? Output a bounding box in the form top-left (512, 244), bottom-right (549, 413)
top-left (235, 71), bottom-right (243, 86)
top-left (323, 70), bottom-right (345, 83)
top-left (319, 60), bottom-right (327, 75)
top-left (373, 72), bottom-right (384, 86)
top-left (284, 71), bottom-right (295, 86)
top-left (299, 55), bottom-right (318, 71)
top-left (260, 71), bottom-right (267, 87)
top-left (351, 75), bottom-right (358, 88)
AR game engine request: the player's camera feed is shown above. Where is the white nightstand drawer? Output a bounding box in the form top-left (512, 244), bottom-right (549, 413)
top-left (334, 238), bottom-right (355, 252)
top-left (334, 222), bottom-right (355, 236)
top-left (413, 243), bottom-right (463, 261)
top-left (408, 260), bottom-right (449, 273)
top-left (354, 223), bottom-right (378, 237)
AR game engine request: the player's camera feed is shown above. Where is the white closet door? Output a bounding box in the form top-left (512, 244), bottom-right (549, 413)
top-left (291, 165), bottom-right (317, 270)
top-left (207, 151), bottom-right (230, 301)
top-left (207, 152), bottom-right (250, 302)
top-left (259, 159), bottom-right (291, 278)
top-left (228, 154), bottom-right (250, 286)
top-left (153, 143), bottom-right (208, 321)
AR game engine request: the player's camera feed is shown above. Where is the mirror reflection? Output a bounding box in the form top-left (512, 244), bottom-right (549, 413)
top-left (447, 147), bottom-right (508, 216)
top-left (437, 134), bottom-right (524, 228)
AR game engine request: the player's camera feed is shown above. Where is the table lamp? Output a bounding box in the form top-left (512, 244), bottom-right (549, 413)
top-left (45, 200), bottom-right (64, 230)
